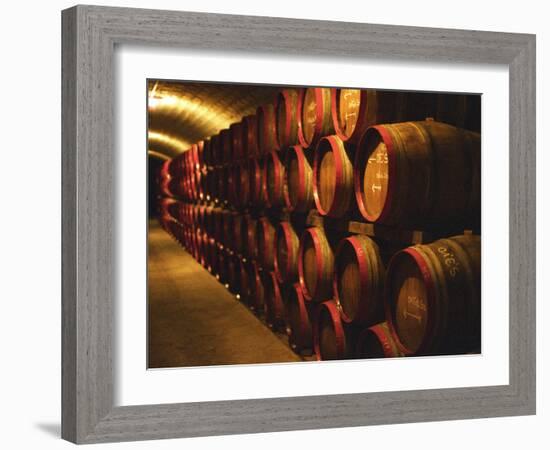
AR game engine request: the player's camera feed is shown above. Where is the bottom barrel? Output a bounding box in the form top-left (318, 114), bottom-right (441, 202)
top-left (355, 322), bottom-right (404, 358)
top-left (286, 284), bottom-right (314, 355)
top-left (385, 234), bottom-right (481, 356)
top-left (313, 300), bottom-right (355, 360)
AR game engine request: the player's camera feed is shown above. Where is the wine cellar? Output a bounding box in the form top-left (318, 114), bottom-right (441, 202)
top-left (148, 81), bottom-right (481, 368)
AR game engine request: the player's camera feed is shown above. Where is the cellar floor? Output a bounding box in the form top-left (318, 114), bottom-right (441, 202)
top-left (148, 219), bottom-right (301, 368)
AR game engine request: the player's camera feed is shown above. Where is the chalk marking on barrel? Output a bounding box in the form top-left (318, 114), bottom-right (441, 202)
top-left (403, 310), bottom-right (422, 322)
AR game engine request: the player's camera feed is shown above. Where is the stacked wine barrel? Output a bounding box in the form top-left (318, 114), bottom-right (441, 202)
top-left (156, 86), bottom-right (481, 360)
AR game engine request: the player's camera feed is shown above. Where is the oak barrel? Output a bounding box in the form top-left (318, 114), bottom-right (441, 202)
top-left (213, 207), bottom-right (225, 243)
top-left (206, 237), bottom-right (218, 274)
top-left (220, 128), bottom-right (232, 164)
top-left (257, 103), bottom-right (278, 155)
top-left (205, 168), bottom-right (217, 202)
top-left (286, 283), bottom-right (314, 355)
top-left (313, 300), bottom-right (353, 360)
top-left (354, 120), bottom-right (481, 227)
top-left (276, 88), bottom-right (301, 148)
top-left (356, 322), bottom-right (404, 358)
top-left (197, 204), bottom-right (207, 231)
top-left (231, 213), bottom-right (246, 255)
top-left (222, 210), bottom-right (237, 249)
top-left (234, 160), bottom-right (250, 208)
top-left (216, 165), bottom-right (230, 205)
top-left (242, 114), bottom-right (259, 158)
top-left (230, 121), bottom-right (244, 160)
top-left (332, 88), bottom-right (442, 144)
top-left (257, 217), bottom-right (276, 269)
top-left (159, 175), bottom-right (173, 198)
top-left (204, 205), bottom-right (215, 236)
top-left (190, 142), bottom-right (200, 170)
top-left (198, 169), bottom-right (207, 202)
top-left (313, 135), bottom-right (355, 218)
top-left (236, 257), bottom-right (251, 304)
top-left (298, 227), bottom-right (335, 302)
top-left (283, 145), bottom-right (314, 212)
top-left (274, 221), bottom-right (300, 283)
top-left (331, 89), bottom-right (401, 144)
top-left (385, 234), bottom-right (481, 356)
top-left (168, 177), bottom-right (183, 198)
top-left (200, 231), bottom-right (208, 267)
top-left (244, 215), bottom-right (258, 260)
top-left (298, 87), bottom-right (335, 148)
top-left (334, 235), bottom-right (385, 324)
top-left (264, 150), bottom-right (286, 208)
top-left (248, 157), bottom-right (265, 207)
top-left (202, 138), bottom-right (213, 167)
top-left (226, 164), bottom-right (238, 207)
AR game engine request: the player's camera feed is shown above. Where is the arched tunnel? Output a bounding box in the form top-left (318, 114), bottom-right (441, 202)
top-left (147, 79), bottom-right (481, 368)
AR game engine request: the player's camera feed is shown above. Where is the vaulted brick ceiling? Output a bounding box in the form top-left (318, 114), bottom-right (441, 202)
top-left (147, 80), bottom-right (279, 158)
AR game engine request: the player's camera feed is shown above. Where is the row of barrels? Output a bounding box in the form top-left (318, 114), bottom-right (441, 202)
top-left (158, 142), bottom-right (206, 203)
top-left (199, 87), bottom-right (480, 167)
top-left (158, 199), bottom-right (481, 359)
top-left (159, 119), bottom-right (481, 229)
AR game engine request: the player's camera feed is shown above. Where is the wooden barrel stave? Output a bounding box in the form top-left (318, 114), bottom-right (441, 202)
top-left (298, 87), bottom-right (335, 149)
top-left (283, 145), bottom-right (315, 212)
top-left (274, 221), bottom-right (300, 283)
top-left (313, 135), bottom-right (355, 218)
top-left (257, 103), bottom-right (278, 155)
top-left (245, 215), bottom-right (258, 260)
top-left (355, 120), bottom-right (481, 228)
top-left (385, 234), bottom-right (481, 356)
top-left (286, 283), bottom-right (314, 355)
top-left (242, 114), bottom-right (259, 158)
top-left (237, 258), bottom-right (251, 304)
top-left (220, 128), bottom-right (232, 165)
top-left (276, 88), bottom-right (301, 148)
top-left (248, 157), bottom-right (265, 207)
top-left (230, 122), bottom-right (244, 161)
top-left (356, 322), bottom-right (404, 358)
top-left (333, 235), bottom-right (385, 325)
top-left (231, 213), bottom-right (245, 255)
top-left (313, 300), bottom-right (355, 360)
top-left (298, 226), bottom-right (335, 302)
top-left (264, 150), bottom-right (286, 208)
top-left (257, 217), bottom-right (276, 270)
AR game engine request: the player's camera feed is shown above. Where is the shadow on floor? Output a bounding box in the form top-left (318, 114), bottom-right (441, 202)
top-left (35, 422), bottom-right (61, 438)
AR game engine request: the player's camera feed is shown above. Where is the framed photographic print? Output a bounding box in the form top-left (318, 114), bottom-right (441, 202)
top-left (62, 4), bottom-right (536, 444)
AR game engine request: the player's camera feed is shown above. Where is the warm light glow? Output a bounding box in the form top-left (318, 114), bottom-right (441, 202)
top-left (147, 85), bottom-right (235, 132)
top-left (148, 95), bottom-right (179, 109)
top-left (147, 150), bottom-right (171, 161)
top-left (148, 131), bottom-right (191, 154)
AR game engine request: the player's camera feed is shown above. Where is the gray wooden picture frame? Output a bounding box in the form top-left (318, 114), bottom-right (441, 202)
top-left (61, 4), bottom-right (536, 444)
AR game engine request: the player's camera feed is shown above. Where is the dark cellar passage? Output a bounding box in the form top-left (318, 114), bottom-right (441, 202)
top-left (148, 220), bottom-right (301, 368)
